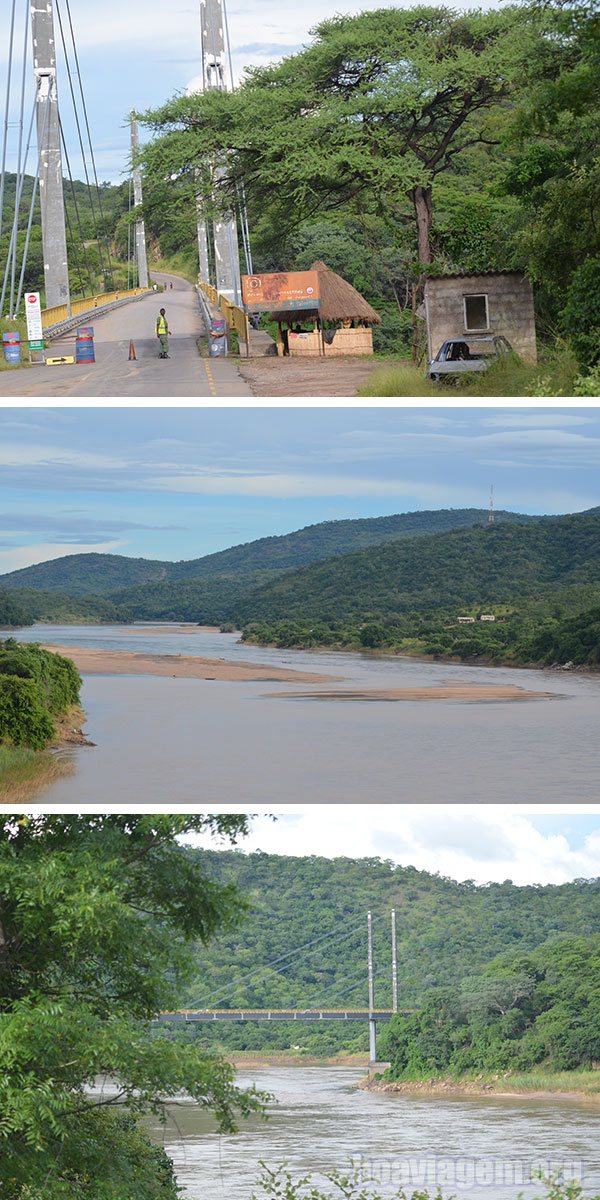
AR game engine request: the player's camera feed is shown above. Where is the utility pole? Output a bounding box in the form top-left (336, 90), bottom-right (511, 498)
top-left (130, 113), bottom-right (149, 290)
top-left (367, 910), bottom-right (377, 1066)
top-left (30, 0), bottom-right (70, 311)
top-left (197, 0), bottom-right (242, 304)
top-left (391, 908), bottom-right (398, 1013)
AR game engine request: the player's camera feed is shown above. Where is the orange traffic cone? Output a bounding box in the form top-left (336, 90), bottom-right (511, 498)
top-left (129, 340), bottom-right (136, 361)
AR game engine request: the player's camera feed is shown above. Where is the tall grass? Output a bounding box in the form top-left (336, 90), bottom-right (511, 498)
top-left (359, 347), bottom-right (580, 397)
top-left (0, 745), bottom-right (72, 803)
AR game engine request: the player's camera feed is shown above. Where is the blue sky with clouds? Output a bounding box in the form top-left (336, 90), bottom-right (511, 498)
top-left (2, 0), bottom-right (495, 182)
top-left (189, 807), bottom-right (600, 885)
top-left (0, 406), bottom-right (599, 574)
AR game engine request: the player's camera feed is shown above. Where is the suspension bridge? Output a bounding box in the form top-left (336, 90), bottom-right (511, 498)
top-left (0, 0), bottom-right (252, 394)
top-left (158, 911), bottom-right (412, 1066)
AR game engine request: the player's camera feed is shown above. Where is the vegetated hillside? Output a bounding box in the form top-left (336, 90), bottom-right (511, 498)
top-left (382, 933), bottom-right (600, 1077)
top-left (6, 588), bottom-right (131, 625)
top-left (233, 513), bottom-right (600, 625)
top-left (0, 554), bottom-right (173, 596)
top-left (0, 508), bottom-right (535, 598)
top-left (112, 570), bottom-right (281, 623)
top-left (0, 590), bottom-right (34, 629)
top-left (178, 850), bottom-right (600, 1056)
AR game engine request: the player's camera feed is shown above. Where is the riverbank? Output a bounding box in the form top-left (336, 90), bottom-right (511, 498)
top-left (41, 644), bottom-right (338, 684)
top-left (361, 1071), bottom-right (600, 1102)
top-left (0, 704), bottom-right (89, 803)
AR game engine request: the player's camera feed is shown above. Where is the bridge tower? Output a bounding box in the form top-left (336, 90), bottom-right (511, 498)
top-left (197, 0), bottom-right (242, 305)
top-left (130, 113), bottom-right (149, 289)
top-left (367, 910), bottom-right (377, 1064)
top-left (30, 0), bottom-right (70, 310)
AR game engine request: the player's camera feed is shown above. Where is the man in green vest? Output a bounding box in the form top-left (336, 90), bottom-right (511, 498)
top-left (156, 308), bottom-right (170, 358)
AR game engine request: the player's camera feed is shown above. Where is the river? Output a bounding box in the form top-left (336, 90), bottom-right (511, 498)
top-left (16, 623), bottom-right (600, 803)
top-left (142, 1066), bottom-right (600, 1200)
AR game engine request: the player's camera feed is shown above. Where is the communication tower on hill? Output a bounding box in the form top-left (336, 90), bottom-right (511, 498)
top-left (488, 484), bottom-right (495, 525)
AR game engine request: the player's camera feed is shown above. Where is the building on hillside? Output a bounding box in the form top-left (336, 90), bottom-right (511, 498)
top-left (479, 614), bottom-right (497, 622)
top-left (271, 261), bottom-right (381, 357)
top-left (457, 616), bottom-right (476, 624)
top-left (424, 271), bottom-right (537, 363)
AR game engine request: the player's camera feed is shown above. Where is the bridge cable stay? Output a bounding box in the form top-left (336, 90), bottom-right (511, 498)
top-left (13, 92), bottom-right (51, 316)
top-left (298, 962), bottom-right (387, 1013)
top-left (185, 913), bottom-right (369, 1010)
top-left (53, 0), bottom-right (114, 291)
top-left (7, 0), bottom-right (29, 317)
top-left (61, 0), bottom-right (116, 289)
top-left (0, 85), bottom-right (39, 317)
top-left (58, 113), bottom-right (96, 297)
top-left (0, 0), bottom-right (18, 247)
top-left (0, 0), bottom-right (31, 317)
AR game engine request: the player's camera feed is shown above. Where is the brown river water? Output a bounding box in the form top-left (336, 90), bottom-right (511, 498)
top-left (16, 624), bottom-right (600, 803)
top-left (141, 1067), bottom-right (600, 1200)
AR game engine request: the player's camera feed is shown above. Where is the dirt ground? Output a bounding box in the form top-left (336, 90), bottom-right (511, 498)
top-left (237, 355), bottom-right (381, 396)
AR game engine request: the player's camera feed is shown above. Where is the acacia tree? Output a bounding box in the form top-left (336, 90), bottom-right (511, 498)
top-left (142, 6), bottom-right (529, 266)
top-left (0, 815), bottom-right (263, 1200)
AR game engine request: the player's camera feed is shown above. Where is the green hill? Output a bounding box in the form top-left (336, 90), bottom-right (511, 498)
top-left (0, 508), bottom-right (536, 597)
top-left (232, 512), bottom-right (600, 624)
top-left (176, 849), bottom-right (600, 1057)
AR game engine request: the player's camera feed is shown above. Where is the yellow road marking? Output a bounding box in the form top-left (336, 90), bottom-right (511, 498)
top-left (203, 360), bottom-right (218, 397)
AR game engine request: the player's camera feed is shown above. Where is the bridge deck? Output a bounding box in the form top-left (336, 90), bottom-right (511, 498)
top-left (159, 1009), bottom-right (408, 1022)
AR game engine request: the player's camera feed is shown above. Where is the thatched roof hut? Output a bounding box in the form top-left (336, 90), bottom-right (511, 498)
top-left (271, 261), bottom-right (381, 326)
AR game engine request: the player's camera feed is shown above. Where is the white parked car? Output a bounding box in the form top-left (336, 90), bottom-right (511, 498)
top-left (427, 335), bottom-right (513, 381)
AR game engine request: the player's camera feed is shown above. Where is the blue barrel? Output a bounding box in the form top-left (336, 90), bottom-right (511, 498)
top-left (3, 331), bottom-right (21, 365)
top-left (75, 327), bottom-right (95, 363)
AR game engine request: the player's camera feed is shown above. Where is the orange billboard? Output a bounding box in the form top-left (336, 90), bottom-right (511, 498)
top-left (242, 271), bottom-right (320, 313)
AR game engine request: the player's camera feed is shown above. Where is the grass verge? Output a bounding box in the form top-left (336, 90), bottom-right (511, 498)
top-left (359, 347), bottom-right (580, 397)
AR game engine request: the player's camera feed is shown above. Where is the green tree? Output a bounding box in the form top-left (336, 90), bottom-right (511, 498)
top-left (0, 815), bottom-right (263, 1200)
top-left (142, 7), bottom-right (529, 265)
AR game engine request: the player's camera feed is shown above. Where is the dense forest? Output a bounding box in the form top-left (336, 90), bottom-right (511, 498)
top-left (382, 933), bottom-right (600, 1077)
top-left (139, 0), bottom-right (600, 380)
top-left (173, 850), bottom-right (600, 1061)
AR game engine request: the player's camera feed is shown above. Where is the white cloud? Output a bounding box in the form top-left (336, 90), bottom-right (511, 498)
top-left (189, 808), bottom-right (600, 887)
top-left (0, 540), bottom-right (124, 574)
top-left (0, 443), bottom-right (127, 471)
top-left (149, 471), bottom-right (480, 500)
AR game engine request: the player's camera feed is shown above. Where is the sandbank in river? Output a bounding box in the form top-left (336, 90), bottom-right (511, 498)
top-left (43, 645), bottom-right (555, 702)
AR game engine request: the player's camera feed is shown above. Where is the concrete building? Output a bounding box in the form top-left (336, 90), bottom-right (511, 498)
top-left (424, 271), bottom-right (537, 363)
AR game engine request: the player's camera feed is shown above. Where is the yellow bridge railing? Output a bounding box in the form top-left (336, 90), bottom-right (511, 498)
top-left (198, 278), bottom-right (250, 355)
top-left (42, 287), bottom-right (151, 331)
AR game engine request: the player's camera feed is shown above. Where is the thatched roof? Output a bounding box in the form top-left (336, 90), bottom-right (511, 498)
top-left (271, 261), bottom-right (381, 325)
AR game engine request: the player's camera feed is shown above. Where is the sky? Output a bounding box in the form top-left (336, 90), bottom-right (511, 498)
top-left (1, 405), bottom-right (599, 574)
top-left (2, 0), bottom-right (495, 182)
top-left (186, 807), bottom-right (600, 886)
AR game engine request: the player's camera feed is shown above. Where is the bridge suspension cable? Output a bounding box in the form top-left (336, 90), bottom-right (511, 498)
top-left (185, 913), bottom-right (369, 1010)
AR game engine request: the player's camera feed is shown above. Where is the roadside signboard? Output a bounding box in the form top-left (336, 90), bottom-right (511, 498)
top-left (24, 292), bottom-right (44, 349)
top-left (242, 271), bottom-right (320, 314)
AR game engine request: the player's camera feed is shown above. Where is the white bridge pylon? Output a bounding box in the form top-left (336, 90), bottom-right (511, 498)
top-left (196, 0), bottom-right (243, 306)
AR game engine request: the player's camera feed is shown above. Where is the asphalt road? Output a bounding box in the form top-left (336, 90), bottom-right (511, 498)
top-left (0, 273), bottom-right (251, 397)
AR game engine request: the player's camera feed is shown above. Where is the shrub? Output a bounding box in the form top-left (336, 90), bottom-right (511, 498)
top-left (0, 676), bottom-right (56, 749)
